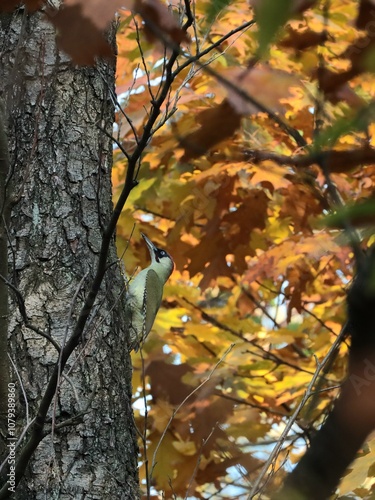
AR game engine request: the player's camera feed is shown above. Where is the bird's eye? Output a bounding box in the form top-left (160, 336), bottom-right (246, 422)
top-left (160, 251), bottom-right (166, 256)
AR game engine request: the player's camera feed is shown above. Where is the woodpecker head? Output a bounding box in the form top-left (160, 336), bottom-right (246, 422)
top-left (141, 233), bottom-right (174, 283)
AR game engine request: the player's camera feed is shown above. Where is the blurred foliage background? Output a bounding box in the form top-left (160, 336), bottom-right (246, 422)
top-left (113, 1), bottom-right (375, 497)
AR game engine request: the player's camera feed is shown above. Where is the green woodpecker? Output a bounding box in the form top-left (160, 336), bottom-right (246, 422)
top-left (127, 233), bottom-right (174, 352)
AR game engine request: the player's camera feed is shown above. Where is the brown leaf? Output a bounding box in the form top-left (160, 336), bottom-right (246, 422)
top-left (187, 188), bottom-right (268, 288)
top-left (187, 231), bottom-right (233, 288)
top-left (47, 4), bottom-right (113, 65)
top-left (0, 0), bottom-right (24, 11)
top-left (326, 34), bottom-right (375, 89)
top-left (280, 28), bottom-right (328, 51)
top-left (325, 83), bottom-right (366, 108)
top-left (280, 183), bottom-right (322, 233)
top-left (236, 290), bottom-right (257, 317)
top-left (285, 261), bottom-right (313, 321)
top-left (134, 0), bottom-right (190, 45)
top-left (63, 0), bottom-right (125, 30)
top-left (225, 65), bottom-right (303, 116)
top-left (25, 0), bottom-right (43, 10)
top-left (345, 36), bottom-right (375, 73)
top-left (290, 0), bottom-right (317, 13)
top-left (356, 0), bottom-right (375, 29)
top-left (180, 100), bottom-right (242, 161)
top-left (317, 67), bottom-right (357, 94)
top-left (145, 360), bottom-right (193, 404)
top-left (175, 387), bottom-right (235, 446)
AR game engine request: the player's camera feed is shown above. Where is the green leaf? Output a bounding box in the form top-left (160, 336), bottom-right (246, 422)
top-left (312, 109), bottom-right (372, 152)
top-left (323, 200), bottom-right (375, 227)
top-left (255, 0), bottom-right (294, 56)
top-left (205, 0), bottom-right (232, 26)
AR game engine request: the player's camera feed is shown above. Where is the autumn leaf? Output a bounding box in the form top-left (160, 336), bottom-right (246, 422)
top-left (280, 27), bottom-right (329, 51)
top-left (180, 99), bottom-right (242, 161)
top-left (47, 4), bottom-right (114, 64)
top-left (224, 65), bottom-right (304, 115)
top-left (133, 0), bottom-right (190, 45)
top-left (180, 66), bottom-right (303, 161)
top-left (113, 1), bottom-right (375, 496)
top-left (204, 0), bottom-right (232, 26)
top-left (63, 0), bottom-right (125, 30)
top-left (356, 0), bottom-right (375, 29)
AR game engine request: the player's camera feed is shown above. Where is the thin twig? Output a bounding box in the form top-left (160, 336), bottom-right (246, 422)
top-left (98, 124), bottom-right (130, 160)
top-left (184, 425), bottom-right (217, 499)
top-left (183, 297), bottom-right (316, 375)
top-left (248, 325), bottom-right (347, 498)
top-left (104, 72), bottom-right (140, 145)
top-left (150, 344), bottom-right (235, 480)
top-left (134, 17), bottom-right (156, 103)
top-left (0, 272), bottom-right (60, 352)
top-left (172, 20), bottom-right (256, 77)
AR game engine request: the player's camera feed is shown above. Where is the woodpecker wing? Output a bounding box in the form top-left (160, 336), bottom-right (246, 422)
top-left (142, 268), bottom-right (163, 340)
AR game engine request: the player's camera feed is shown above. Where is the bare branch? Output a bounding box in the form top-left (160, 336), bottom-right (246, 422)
top-left (249, 326), bottom-right (347, 498)
top-left (150, 344), bottom-right (235, 481)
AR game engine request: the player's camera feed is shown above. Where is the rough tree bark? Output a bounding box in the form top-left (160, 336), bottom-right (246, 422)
top-left (0, 7), bottom-right (139, 499)
top-left (0, 96), bottom-right (11, 458)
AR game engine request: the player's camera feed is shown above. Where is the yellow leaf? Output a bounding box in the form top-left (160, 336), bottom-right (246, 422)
top-left (172, 439), bottom-right (197, 456)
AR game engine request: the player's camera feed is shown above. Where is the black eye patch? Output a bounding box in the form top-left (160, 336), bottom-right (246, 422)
top-left (154, 248), bottom-right (167, 262)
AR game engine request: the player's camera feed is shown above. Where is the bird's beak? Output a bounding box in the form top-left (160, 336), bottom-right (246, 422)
top-left (141, 232), bottom-right (157, 255)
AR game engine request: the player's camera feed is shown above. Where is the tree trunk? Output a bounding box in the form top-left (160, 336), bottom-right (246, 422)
top-left (0, 8), bottom-right (138, 499)
top-left (0, 96), bottom-right (11, 458)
